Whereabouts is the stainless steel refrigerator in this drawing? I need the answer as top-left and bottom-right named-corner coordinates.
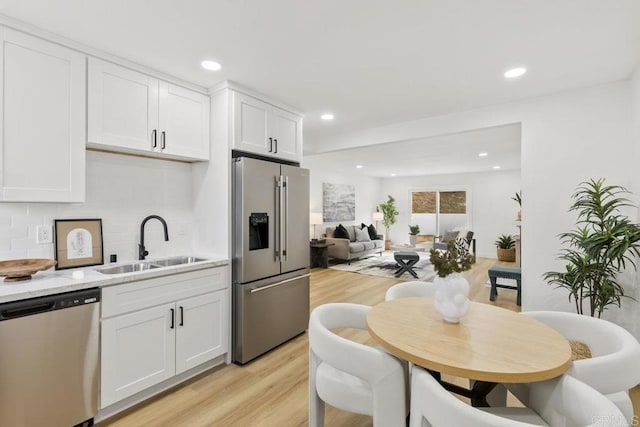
top-left (232, 156), bottom-right (310, 364)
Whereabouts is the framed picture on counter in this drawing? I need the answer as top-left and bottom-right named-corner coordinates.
top-left (54, 219), bottom-right (104, 270)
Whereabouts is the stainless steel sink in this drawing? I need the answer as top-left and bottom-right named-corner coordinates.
top-left (152, 256), bottom-right (206, 267)
top-left (97, 262), bottom-right (160, 275)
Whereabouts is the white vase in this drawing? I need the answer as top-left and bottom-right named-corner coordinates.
top-left (433, 273), bottom-right (470, 323)
top-left (409, 235), bottom-right (417, 247)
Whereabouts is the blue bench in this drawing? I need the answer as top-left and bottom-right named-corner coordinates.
top-left (488, 266), bottom-right (521, 306)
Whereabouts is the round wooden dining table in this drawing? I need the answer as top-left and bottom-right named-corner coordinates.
top-left (367, 297), bottom-right (572, 406)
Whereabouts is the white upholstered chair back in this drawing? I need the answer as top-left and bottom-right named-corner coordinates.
top-left (523, 310), bottom-right (640, 421)
top-left (410, 366), bottom-right (627, 427)
top-left (308, 303), bottom-right (407, 427)
top-left (385, 281), bottom-right (435, 301)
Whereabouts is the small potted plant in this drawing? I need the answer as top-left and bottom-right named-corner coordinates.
top-left (408, 224), bottom-right (420, 247)
top-left (429, 241), bottom-right (475, 323)
top-left (495, 234), bottom-right (516, 262)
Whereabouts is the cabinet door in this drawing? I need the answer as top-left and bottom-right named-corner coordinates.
top-left (158, 82), bottom-right (210, 161)
top-left (270, 107), bottom-right (302, 162)
top-left (0, 28), bottom-right (85, 202)
top-left (175, 290), bottom-right (228, 375)
top-left (101, 303), bottom-right (176, 408)
top-left (232, 92), bottom-right (270, 156)
top-left (87, 58), bottom-right (159, 153)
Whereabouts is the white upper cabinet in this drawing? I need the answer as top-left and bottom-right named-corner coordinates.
top-left (88, 59), bottom-right (209, 161)
top-left (159, 82), bottom-right (210, 160)
top-left (0, 28), bottom-right (86, 202)
top-left (88, 58), bottom-right (159, 153)
top-left (232, 91), bottom-right (302, 163)
top-left (271, 106), bottom-right (303, 162)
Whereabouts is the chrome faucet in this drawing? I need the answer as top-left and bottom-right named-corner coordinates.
top-left (139, 215), bottom-right (169, 260)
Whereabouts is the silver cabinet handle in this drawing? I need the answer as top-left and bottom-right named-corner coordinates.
top-left (268, 137), bottom-right (273, 152)
top-left (274, 138), bottom-right (278, 154)
top-left (161, 131), bottom-right (166, 149)
top-left (250, 274), bottom-right (311, 293)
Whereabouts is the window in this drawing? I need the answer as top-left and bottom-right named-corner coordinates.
top-left (410, 189), bottom-right (469, 238)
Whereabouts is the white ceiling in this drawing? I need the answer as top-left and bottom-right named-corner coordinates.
top-left (0, 1), bottom-right (638, 153)
top-left (0, 0), bottom-right (640, 174)
top-left (304, 124), bottom-right (521, 178)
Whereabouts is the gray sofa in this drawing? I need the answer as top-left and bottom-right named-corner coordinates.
top-left (324, 225), bottom-right (385, 264)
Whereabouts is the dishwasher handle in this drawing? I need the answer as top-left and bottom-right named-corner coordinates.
top-left (1, 301), bottom-right (55, 319)
top-left (0, 288), bottom-right (101, 321)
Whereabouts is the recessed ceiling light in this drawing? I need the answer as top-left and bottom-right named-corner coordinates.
top-left (321, 113), bottom-right (334, 121)
top-left (201, 60), bottom-right (222, 71)
top-left (356, 165), bottom-right (364, 169)
top-left (391, 173), bottom-right (396, 177)
top-left (504, 67), bottom-right (527, 79)
top-left (478, 152), bottom-right (488, 157)
top-left (493, 165), bottom-right (501, 170)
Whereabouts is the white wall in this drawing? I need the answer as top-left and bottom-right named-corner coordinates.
top-left (379, 170), bottom-right (521, 257)
top-left (0, 151), bottom-right (194, 263)
top-left (307, 80), bottom-right (640, 335)
top-left (302, 156), bottom-right (382, 238)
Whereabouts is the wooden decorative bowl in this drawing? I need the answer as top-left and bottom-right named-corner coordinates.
top-left (0, 259), bottom-right (57, 282)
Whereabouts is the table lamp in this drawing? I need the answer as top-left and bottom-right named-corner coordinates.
top-left (310, 212), bottom-right (323, 242)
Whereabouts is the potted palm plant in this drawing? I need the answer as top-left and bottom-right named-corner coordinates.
top-left (544, 179), bottom-right (640, 317)
top-left (379, 195), bottom-right (399, 250)
top-left (408, 225), bottom-right (420, 247)
top-left (495, 234), bottom-right (516, 262)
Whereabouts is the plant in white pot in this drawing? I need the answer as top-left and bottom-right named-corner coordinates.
top-left (408, 225), bottom-right (420, 247)
top-left (379, 195), bottom-right (399, 250)
top-left (429, 241), bottom-right (475, 323)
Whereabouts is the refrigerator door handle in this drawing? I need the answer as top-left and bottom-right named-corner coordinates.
top-left (279, 175), bottom-right (286, 261)
top-left (249, 274), bottom-right (311, 293)
top-left (274, 178), bottom-right (281, 261)
top-left (283, 175), bottom-right (289, 260)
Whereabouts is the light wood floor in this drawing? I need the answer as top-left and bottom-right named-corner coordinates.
top-left (99, 257), bottom-right (639, 426)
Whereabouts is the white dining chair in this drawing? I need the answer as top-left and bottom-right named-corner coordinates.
top-left (385, 280), bottom-right (434, 301)
top-left (308, 303), bottom-right (408, 427)
top-left (523, 310), bottom-right (640, 422)
top-left (409, 366), bottom-right (626, 427)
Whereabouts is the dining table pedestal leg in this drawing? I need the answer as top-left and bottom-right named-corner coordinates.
top-left (437, 379), bottom-right (498, 407)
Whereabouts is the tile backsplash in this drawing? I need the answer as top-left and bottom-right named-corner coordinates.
top-left (0, 151), bottom-right (194, 263)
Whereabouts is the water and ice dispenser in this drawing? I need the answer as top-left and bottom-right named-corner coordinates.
top-left (249, 213), bottom-right (268, 250)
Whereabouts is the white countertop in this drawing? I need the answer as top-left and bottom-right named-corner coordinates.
top-left (0, 257), bottom-right (230, 304)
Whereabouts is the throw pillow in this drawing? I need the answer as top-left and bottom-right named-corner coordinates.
top-left (361, 222), bottom-right (367, 229)
top-left (345, 225), bottom-right (357, 242)
top-left (455, 237), bottom-right (469, 254)
top-left (367, 224), bottom-right (378, 240)
top-left (333, 224), bottom-right (349, 239)
top-left (443, 231), bottom-right (459, 242)
top-left (355, 227), bottom-right (371, 242)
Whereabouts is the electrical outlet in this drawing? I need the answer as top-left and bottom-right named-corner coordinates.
top-left (37, 225), bottom-right (52, 244)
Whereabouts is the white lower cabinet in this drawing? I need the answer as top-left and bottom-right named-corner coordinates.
top-left (175, 291), bottom-right (228, 374)
top-left (100, 267), bottom-right (229, 409)
top-left (101, 303), bottom-right (176, 407)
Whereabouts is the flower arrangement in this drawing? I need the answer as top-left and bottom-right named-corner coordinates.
top-left (429, 240), bottom-right (474, 278)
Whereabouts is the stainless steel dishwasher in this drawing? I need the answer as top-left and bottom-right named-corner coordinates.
top-left (0, 288), bottom-right (100, 427)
